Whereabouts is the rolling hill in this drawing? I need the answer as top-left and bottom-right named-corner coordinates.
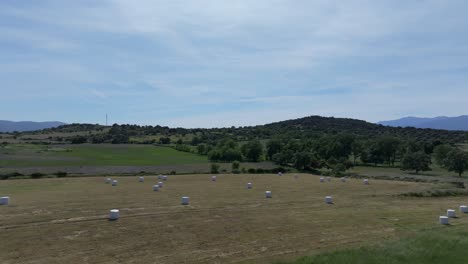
top-left (378, 116), bottom-right (468, 131)
top-left (0, 120), bottom-right (65, 132)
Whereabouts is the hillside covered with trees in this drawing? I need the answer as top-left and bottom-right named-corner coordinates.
top-left (5, 115), bottom-right (468, 177)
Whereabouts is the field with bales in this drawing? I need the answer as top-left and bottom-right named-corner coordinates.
top-left (1, 173), bottom-right (467, 264)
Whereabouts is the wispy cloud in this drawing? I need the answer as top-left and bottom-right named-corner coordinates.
top-left (1, 0), bottom-right (467, 126)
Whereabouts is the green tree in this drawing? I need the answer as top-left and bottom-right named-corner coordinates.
top-left (361, 141), bottom-right (384, 166)
top-left (159, 137), bottom-right (171, 144)
top-left (272, 150), bottom-right (294, 166)
top-left (377, 136), bottom-right (401, 166)
top-left (266, 139), bottom-right (282, 160)
top-left (197, 143), bottom-right (207, 155)
top-left (433, 144), bottom-right (454, 166)
top-left (401, 151), bottom-right (431, 174)
top-left (210, 163), bottom-right (220, 174)
top-left (293, 152), bottom-right (312, 170)
top-left (351, 140), bottom-right (364, 165)
top-left (444, 150), bottom-right (468, 177)
top-left (232, 160), bottom-right (240, 173)
top-left (241, 140), bottom-right (264, 162)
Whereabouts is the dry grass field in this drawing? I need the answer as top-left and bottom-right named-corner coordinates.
top-left (1, 174), bottom-right (467, 264)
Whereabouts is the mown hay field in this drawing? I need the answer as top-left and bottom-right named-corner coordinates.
top-left (1, 174), bottom-right (467, 264)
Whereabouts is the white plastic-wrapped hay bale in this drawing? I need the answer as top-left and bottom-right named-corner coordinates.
top-left (109, 209), bottom-right (119, 220)
top-left (105, 178), bottom-right (112, 184)
top-left (247, 182), bottom-right (253, 189)
top-left (320, 177), bottom-right (325, 183)
top-left (325, 196), bottom-right (333, 204)
top-left (278, 172), bottom-right (282, 176)
top-left (139, 176), bottom-right (144, 182)
top-left (158, 174), bottom-right (162, 179)
top-left (265, 191), bottom-right (272, 198)
top-left (211, 175), bottom-right (217, 181)
top-left (112, 180), bottom-right (118, 186)
top-left (158, 181), bottom-right (164, 188)
top-left (460, 205), bottom-right (468, 213)
top-left (153, 185), bottom-right (160, 191)
top-left (181, 196), bottom-right (190, 205)
top-left (162, 175), bottom-right (168, 181)
top-left (341, 177), bottom-right (346, 182)
top-left (0, 196), bottom-right (9, 205)
top-left (363, 179), bottom-right (369, 185)
top-left (439, 216), bottom-right (449, 225)
top-left (447, 209), bottom-right (456, 218)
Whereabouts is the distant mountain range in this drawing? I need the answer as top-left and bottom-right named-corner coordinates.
top-left (378, 116), bottom-right (468, 131)
top-left (0, 120), bottom-right (65, 132)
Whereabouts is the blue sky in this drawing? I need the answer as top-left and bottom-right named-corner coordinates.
top-left (1, 0), bottom-right (467, 127)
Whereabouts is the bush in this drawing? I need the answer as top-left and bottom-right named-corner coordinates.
top-left (30, 172), bottom-right (46, 179)
top-left (232, 160), bottom-right (240, 172)
top-left (54, 171), bottom-right (68, 178)
top-left (247, 168), bottom-right (256, 173)
top-left (271, 167), bottom-right (286, 173)
top-left (210, 164), bottom-right (220, 174)
top-left (256, 168), bottom-right (265, 173)
top-left (2, 172), bottom-right (24, 180)
top-left (170, 170), bottom-right (176, 175)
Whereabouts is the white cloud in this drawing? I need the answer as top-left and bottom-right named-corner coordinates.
top-left (1, 1), bottom-right (468, 125)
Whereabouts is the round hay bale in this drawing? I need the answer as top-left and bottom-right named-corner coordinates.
top-left (158, 174), bottom-right (162, 179)
top-left (325, 196), bottom-right (333, 204)
top-left (439, 216), bottom-right (449, 225)
top-left (158, 182), bottom-right (164, 188)
top-left (326, 177), bottom-right (331, 182)
top-left (162, 175), bottom-right (168, 181)
top-left (109, 209), bottom-right (119, 220)
top-left (0, 196), bottom-right (9, 205)
top-left (181, 196), bottom-right (190, 205)
top-left (139, 176), bottom-right (144, 182)
top-left (363, 179), bottom-right (369, 185)
top-left (105, 178), bottom-right (112, 184)
top-left (265, 191), bottom-right (272, 198)
top-left (341, 177), bottom-right (346, 182)
top-left (320, 177), bottom-right (325, 183)
top-left (211, 175), bottom-right (217, 181)
top-left (112, 180), bottom-right (118, 186)
top-left (278, 172), bottom-right (283, 176)
top-left (460, 205), bottom-right (468, 213)
top-left (153, 185), bottom-right (160, 191)
top-left (247, 182), bottom-right (252, 189)
top-left (447, 209), bottom-right (456, 218)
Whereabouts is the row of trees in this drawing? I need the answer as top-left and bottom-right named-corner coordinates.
top-left (197, 134), bottom-right (468, 177)
top-left (198, 139), bottom-right (264, 162)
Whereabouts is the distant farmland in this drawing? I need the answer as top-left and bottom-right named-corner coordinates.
top-left (0, 144), bottom-right (276, 175)
top-left (0, 144), bottom-right (208, 167)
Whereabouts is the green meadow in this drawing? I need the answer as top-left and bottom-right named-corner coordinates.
top-left (0, 144), bottom-right (208, 167)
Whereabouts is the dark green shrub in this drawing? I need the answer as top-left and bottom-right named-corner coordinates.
top-left (210, 164), bottom-right (220, 174)
top-left (31, 172), bottom-right (46, 179)
top-left (54, 171), bottom-right (67, 178)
